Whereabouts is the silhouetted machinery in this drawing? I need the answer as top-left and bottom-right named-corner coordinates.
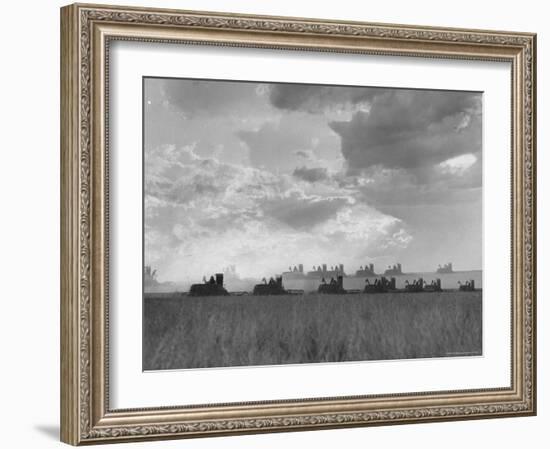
top-left (306, 263), bottom-right (346, 278)
top-left (436, 262), bottom-right (453, 274)
top-left (355, 263), bottom-right (376, 277)
top-left (424, 279), bottom-right (442, 292)
top-left (283, 264), bottom-right (306, 280)
top-left (318, 275), bottom-right (346, 294)
top-left (405, 278), bottom-right (442, 292)
top-left (384, 263), bottom-right (403, 276)
top-left (364, 276), bottom-right (396, 293)
top-left (253, 276), bottom-right (288, 295)
top-left (189, 273), bottom-right (229, 296)
top-left (458, 280), bottom-right (476, 291)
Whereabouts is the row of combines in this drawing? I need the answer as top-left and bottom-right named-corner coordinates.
top-left (284, 263), bottom-right (404, 279)
top-left (188, 274), bottom-right (304, 297)
top-left (187, 268), bottom-right (477, 297)
top-left (317, 275), bottom-right (442, 294)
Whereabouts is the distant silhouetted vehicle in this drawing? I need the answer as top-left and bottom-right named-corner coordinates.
top-left (424, 279), bottom-right (442, 292)
top-left (355, 263), bottom-right (376, 277)
top-left (189, 273), bottom-right (229, 296)
top-left (364, 276), bottom-right (396, 293)
top-left (318, 275), bottom-right (346, 294)
top-left (384, 263), bottom-right (403, 275)
top-left (436, 263), bottom-right (454, 274)
top-left (253, 276), bottom-right (288, 295)
top-left (458, 280), bottom-right (476, 291)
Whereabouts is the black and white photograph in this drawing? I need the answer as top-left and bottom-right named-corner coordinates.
top-left (51, 2), bottom-right (539, 445)
top-left (142, 77), bottom-right (483, 371)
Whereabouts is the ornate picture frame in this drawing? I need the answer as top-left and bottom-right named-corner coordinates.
top-left (60, 2), bottom-right (536, 445)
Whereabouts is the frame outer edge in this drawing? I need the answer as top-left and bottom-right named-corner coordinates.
top-left (61, 4), bottom-right (81, 446)
top-left (529, 33), bottom-right (536, 416)
top-left (61, 2), bottom-right (537, 444)
top-left (533, 34), bottom-right (537, 416)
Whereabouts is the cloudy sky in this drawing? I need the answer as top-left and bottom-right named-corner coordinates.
top-left (144, 77), bottom-right (482, 284)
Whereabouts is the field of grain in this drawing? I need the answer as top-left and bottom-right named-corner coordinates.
top-left (143, 291), bottom-right (482, 370)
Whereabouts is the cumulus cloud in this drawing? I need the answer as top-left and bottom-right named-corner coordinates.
top-left (329, 90), bottom-right (482, 172)
top-left (145, 77), bottom-right (483, 280)
top-left (236, 113), bottom-right (341, 173)
top-left (268, 84), bottom-right (482, 204)
top-left (145, 146), bottom-right (410, 284)
top-left (439, 153), bottom-right (477, 175)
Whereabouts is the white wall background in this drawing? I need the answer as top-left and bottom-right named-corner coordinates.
top-left (0, 0), bottom-right (545, 448)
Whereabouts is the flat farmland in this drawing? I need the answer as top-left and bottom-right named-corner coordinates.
top-left (143, 291), bottom-right (482, 370)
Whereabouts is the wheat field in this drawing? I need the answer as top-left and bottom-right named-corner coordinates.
top-left (143, 291), bottom-right (482, 370)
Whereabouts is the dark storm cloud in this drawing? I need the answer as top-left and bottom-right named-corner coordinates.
top-left (293, 166), bottom-right (329, 183)
top-left (269, 84), bottom-right (481, 176)
top-left (261, 195), bottom-right (348, 230)
top-left (338, 155), bottom-right (481, 221)
top-left (160, 78), bottom-right (267, 118)
top-left (269, 84), bottom-right (377, 113)
top-left (329, 90), bottom-right (482, 171)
